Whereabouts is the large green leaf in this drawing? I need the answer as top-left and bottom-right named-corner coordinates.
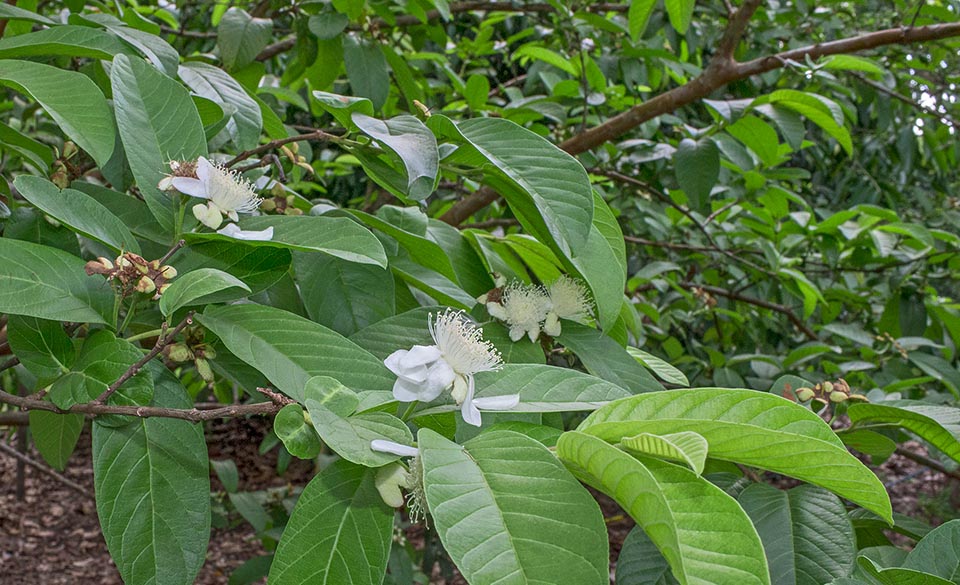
top-left (178, 62), bottom-right (262, 150)
top-left (738, 483), bottom-right (856, 585)
top-left (158, 268), bottom-right (251, 317)
top-left (0, 60), bottom-right (115, 166)
top-left (557, 431), bottom-right (769, 585)
top-left (0, 25), bottom-right (134, 60)
top-left (420, 429), bottom-right (609, 585)
top-left (573, 193), bottom-right (627, 331)
top-left (848, 402), bottom-right (960, 464)
top-left (857, 557), bottom-right (953, 585)
top-left (342, 33), bottom-right (389, 110)
top-left (558, 321), bottom-right (664, 393)
top-left (217, 7), bottom-right (272, 71)
top-left (29, 411), bottom-right (84, 471)
top-left (111, 54), bottom-right (207, 233)
top-left (197, 304), bottom-right (394, 405)
top-left (664, 0), bottom-right (696, 33)
top-left (674, 137), bottom-right (719, 212)
top-left (92, 367), bottom-right (210, 585)
top-left (349, 306), bottom-right (437, 359)
top-left (0, 237), bottom-right (113, 324)
top-left (269, 460), bottom-right (393, 585)
top-left (902, 519), bottom-right (960, 583)
top-left (615, 525), bottom-right (679, 585)
top-left (416, 364), bottom-right (631, 417)
top-left (14, 175), bottom-right (141, 254)
top-left (172, 240), bottom-right (290, 294)
top-left (305, 399), bottom-right (413, 467)
top-left (5, 315), bottom-right (75, 381)
top-left (72, 182), bottom-right (168, 244)
top-left (353, 113), bottom-right (439, 201)
top-left (448, 117), bottom-right (594, 257)
top-left (348, 209), bottom-right (456, 278)
top-left (189, 215), bottom-right (387, 267)
top-left (578, 389), bottom-right (893, 522)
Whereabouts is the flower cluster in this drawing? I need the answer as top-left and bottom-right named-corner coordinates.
top-left (160, 157), bottom-right (273, 241)
top-left (793, 378), bottom-right (867, 409)
top-left (84, 252), bottom-right (177, 299)
top-left (480, 275), bottom-right (592, 341)
top-left (383, 309), bottom-right (517, 427)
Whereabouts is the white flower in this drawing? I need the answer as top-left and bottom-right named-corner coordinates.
top-left (580, 38), bottom-right (595, 52)
top-left (493, 40), bottom-right (508, 52)
top-left (383, 309), bottom-right (504, 427)
top-left (487, 283), bottom-right (551, 342)
top-left (170, 157), bottom-right (263, 229)
top-left (543, 276), bottom-right (592, 336)
top-left (216, 223), bottom-right (275, 242)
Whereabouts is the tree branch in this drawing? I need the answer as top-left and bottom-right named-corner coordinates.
top-left (224, 130), bottom-right (339, 167)
top-left (92, 312), bottom-right (194, 405)
top-left (0, 441), bottom-right (93, 499)
top-left (441, 21), bottom-right (960, 225)
top-left (0, 386), bottom-right (291, 422)
top-left (895, 445), bottom-right (960, 482)
top-left (850, 71), bottom-right (958, 128)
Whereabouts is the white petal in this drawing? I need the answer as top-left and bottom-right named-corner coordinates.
top-left (400, 345), bottom-right (443, 368)
top-left (508, 325), bottom-right (525, 342)
top-left (158, 176), bottom-right (174, 191)
top-left (195, 156), bottom-right (214, 183)
top-left (423, 359), bottom-right (456, 395)
top-left (193, 203), bottom-right (222, 229)
top-left (171, 177), bottom-right (209, 198)
top-left (526, 324), bottom-right (540, 343)
top-left (486, 302), bottom-right (508, 321)
top-left (227, 210), bottom-right (239, 222)
top-left (473, 394), bottom-right (520, 411)
top-left (370, 439), bottom-right (419, 457)
top-left (543, 313), bottom-right (561, 337)
top-left (384, 349), bottom-right (410, 376)
top-left (461, 399), bottom-right (482, 427)
top-left (392, 377), bottom-right (427, 402)
top-left (216, 223), bottom-right (274, 241)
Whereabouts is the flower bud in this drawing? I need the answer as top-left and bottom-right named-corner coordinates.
top-left (375, 463), bottom-right (409, 508)
top-left (795, 387), bottom-right (816, 402)
top-left (829, 390), bottom-right (848, 403)
top-left (159, 265), bottom-right (177, 279)
top-left (848, 393), bottom-right (869, 402)
top-left (822, 381), bottom-right (834, 394)
top-left (260, 198), bottom-right (277, 212)
top-left (157, 283), bottom-right (170, 296)
top-left (195, 358), bottom-right (214, 382)
top-left (166, 343), bottom-right (194, 362)
top-left (135, 276), bottom-right (156, 294)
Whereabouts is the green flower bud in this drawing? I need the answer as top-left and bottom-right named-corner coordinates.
top-left (795, 387), bottom-right (816, 402)
top-left (195, 357), bottom-right (214, 382)
top-left (829, 390), bottom-right (848, 403)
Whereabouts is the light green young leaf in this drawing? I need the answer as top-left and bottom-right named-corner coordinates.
top-left (739, 483), bottom-right (856, 585)
top-left (628, 0), bottom-right (657, 40)
top-left (5, 315), bottom-right (75, 381)
top-left (0, 60), bottom-right (116, 166)
top-left (579, 389), bottom-right (893, 522)
top-left (274, 404), bottom-right (322, 459)
top-left (269, 460), bottom-right (393, 585)
top-left (627, 347), bottom-right (690, 386)
top-left (557, 431), bottom-right (769, 585)
top-left (848, 402), bottom-right (960, 464)
top-left (420, 429), bottom-right (609, 585)
top-left (0, 237), bottom-right (113, 324)
top-left (305, 400), bottom-right (413, 467)
top-left (664, 0), bottom-right (696, 34)
top-left (14, 175), bottom-right (141, 254)
top-left (620, 431), bottom-right (708, 475)
top-left (92, 367), bottom-right (209, 585)
top-left (159, 268), bottom-right (250, 316)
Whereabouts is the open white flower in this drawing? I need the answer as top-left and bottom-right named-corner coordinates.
top-left (543, 276), bottom-right (592, 336)
top-left (384, 309), bottom-right (507, 427)
top-left (170, 157), bottom-right (263, 229)
top-left (216, 222), bottom-right (275, 242)
top-left (487, 283), bottom-right (551, 342)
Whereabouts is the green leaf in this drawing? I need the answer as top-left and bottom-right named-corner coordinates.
top-left (0, 120), bottom-right (54, 171)
top-left (848, 402), bottom-right (960, 464)
top-left (0, 237), bottom-right (113, 324)
top-left (821, 55), bottom-right (884, 75)
top-left (73, 182), bottom-right (168, 244)
top-left (674, 137), bottom-right (719, 212)
top-left (571, 193), bottom-right (628, 331)
top-left (416, 363), bottom-right (631, 417)
top-left (343, 33), bottom-right (389, 110)
top-left (349, 306), bottom-right (437, 359)
top-left (0, 3), bottom-right (55, 24)
top-left (173, 240), bottom-right (290, 294)
top-left (294, 252), bottom-right (394, 337)
top-left (107, 24), bottom-right (180, 77)
top-left (225, 215), bottom-right (387, 267)
top-left (348, 209), bottom-right (456, 278)
top-left (217, 7), bottom-right (272, 71)
top-left (111, 54), bottom-right (207, 233)
top-left (307, 12), bottom-right (349, 40)
top-left (557, 431), bottom-right (770, 585)
top-left (579, 389), bottom-right (893, 522)
top-left (47, 330), bottom-right (154, 415)
top-left (29, 411), bottom-right (84, 471)
top-left (620, 431), bottom-right (708, 475)
top-left (311, 90), bottom-right (373, 130)
top-left (902, 519), bottom-right (960, 583)
top-left (0, 25), bottom-right (134, 60)
top-left (558, 321), bottom-right (664, 393)
top-left (628, 0), bottom-right (657, 41)
top-left (664, 0), bottom-right (696, 34)
top-left (158, 268), bottom-right (251, 317)
top-left (857, 557), bottom-right (954, 585)
top-left (0, 60), bottom-right (115, 166)
top-left (270, 460), bottom-right (393, 585)
top-left (766, 90), bottom-right (852, 155)
top-left (728, 115), bottom-right (780, 167)
top-left (14, 175), bottom-right (141, 254)
top-left (420, 429), bottom-right (609, 585)
top-left (92, 367), bottom-right (210, 585)
top-left (5, 315), bottom-right (75, 381)
top-left (197, 304), bottom-right (393, 406)
top-left (178, 62), bottom-right (263, 150)
top-left (512, 45), bottom-right (579, 76)
top-left (447, 117), bottom-right (594, 257)
top-left (908, 352), bottom-right (960, 397)
top-left (615, 526), bottom-right (680, 585)
top-left (738, 483), bottom-right (856, 585)
top-left (353, 114), bottom-right (439, 201)
top-left (305, 399), bottom-right (412, 467)
top-left (627, 347), bottom-right (690, 386)
top-left (274, 404), bottom-right (322, 459)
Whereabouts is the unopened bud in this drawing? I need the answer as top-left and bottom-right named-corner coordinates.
top-left (157, 283), bottom-right (170, 296)
top-left (822, 381), bottom-right (834, 394)
top-left (848, 393), bottom-right (869, 402)
top-left (285, 195), bottom-right (296, 206)
top-left (284, 207), bottom-right (303, 216)
top-left (116, 255), bottom-right (132, 268)
top-left (135, 276), bottom-right (156, 294)
top-left (795, 387), bottom-right (815, 402)
top-left (62, 141), bottom-right (79, 159)
top-left (829, 391), bottom-right (848, 403)
top-left (166, 343), bottom-right (194, 362)
top-left (195, 358), bottom-right (214, 382)
top-left (159, 265), bottom-right (177, 279)
top-left (260, 198), bottom-right (277, 212)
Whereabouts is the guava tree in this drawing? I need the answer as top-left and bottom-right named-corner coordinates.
top-left (1, 1), bottom-right (960, 584)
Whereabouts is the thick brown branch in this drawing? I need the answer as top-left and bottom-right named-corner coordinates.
top-left (714, 0), bottom-right (763, 61)
top-left (895, 445), bottom-right (960, 482)
top-left (92, 312), bottom-right (194, 404)
top-left (0, 386), bottom-right (290, 422)
top-left (441, 21), bottom-right (960, 225)
top-left (0, 441), bottom-right (93, 498)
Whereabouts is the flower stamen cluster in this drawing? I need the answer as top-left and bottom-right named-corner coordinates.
top-left (481, 275), bottom-right (592, 340)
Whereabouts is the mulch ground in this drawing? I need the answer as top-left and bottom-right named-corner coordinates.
top-left (0, 419), bottom-right (955, 584)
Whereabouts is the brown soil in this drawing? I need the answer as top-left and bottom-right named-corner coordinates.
top-left (0, 420), bottom-right (955, 585)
